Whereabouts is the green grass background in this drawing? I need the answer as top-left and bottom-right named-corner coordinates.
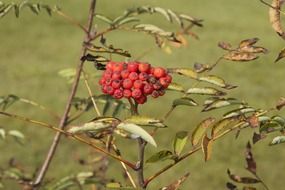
top-left (1, 0), bottom-right (285, 189)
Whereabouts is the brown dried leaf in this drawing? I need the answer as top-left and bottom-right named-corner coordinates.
top-left (245, 142), bottom-right (257, 175)
top-left (218, 41), bottom-right (233, 50)
top-left (252, 132), bottom-right (266, 144)
top-left (226, 182), bottom-right (238, 190)
top-left (193, 63), bottom-right (211, 73)
top-left (269, 0), bottom-right (285, 40)
top-left (227, 169), bottom-right (260, 184)
top-left (276, 97), bottom-right (285, 110)
top-left (223, 51), bottom-right (259, 62)
top-left (239, 46), bottom-right (268, 54)
top-left (239, 38), bottom-right (259, 48)
top-left (191, 117), bottom-right (216, 146)
top-left (201, 135), bottom-right (213, 161)
top-left (160, 173), bottom-right (190, 190)
top-left (275, 47), bottom-right (285, 62)
top-left (247, 115), bottom-right (259, 128)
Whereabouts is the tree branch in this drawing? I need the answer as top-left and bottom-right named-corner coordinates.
top-left (33, 0), bottom-right (98, 188)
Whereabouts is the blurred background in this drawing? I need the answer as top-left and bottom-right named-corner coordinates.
top-left (1, 0), bottom-right (285, 189)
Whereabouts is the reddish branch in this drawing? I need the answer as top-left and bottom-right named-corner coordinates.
top-left (33, 0), bottom-right (98, 188)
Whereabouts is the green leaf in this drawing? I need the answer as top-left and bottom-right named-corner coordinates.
top-left (117, 17), bottom-right (139, 26)
top-left (186, 87), bottom-right (226, 96)
top-left (95, 14), bottom-right (113, 24)
top-left (199, 75), bottom-right (236, 89)
top-left (191, 117), bottom-right (215, 146)
top-left (223, 107), bottom-right (256, 119)
top-left (260, 121), bottom-right (283, 134)
top-left (0, 182), bottom-right (3, 188)
top-left (211, 118), bottom-right (239, 138)
top-left (0, 128), bottom-right (5, 140)
top-left (68, 117), bottom-right (117, 135)
top-left (202, 98), bottom-right (241, 112)
top-left (167, 82), bottom-right (185, 92)
top-left (146, 150), bottom-right (173, 163)
top-left (269, 136), bottom-right (285, 146)
top-left (173, 131), bottom-right (188, 156)
top-left (124, 116), bottom-right (166, 128)
top-left (117, 123), bottom-right (157, 147)
top-left (153, 7), bottom-right (172, 22)
top-left (134, 24), bottom-right (173, 37)
top-left (168, 68), bottom-right (198, 79)
top-left (27, 3), bottom-right (40, 15)
top-left (167, 9), bottom-right (182, 26)
top-left (0, 4), bottom-right (13, 18)
top-left (201, 135), bottom-right (213, 161)
top-left (8, 130), bottom-right (24, 140)
top-left (172, 97), bottom-right (198, 107)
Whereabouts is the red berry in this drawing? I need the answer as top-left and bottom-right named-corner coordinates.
top-left (138, 63), bottom-right (150, 73)
top-left (135, 95), bottom-right (147, 104)
top-left (121, 70), bottom-right (129, 79)
top-left (151, 90), bottom-right (160, 98)
top-left (106, 61), bottom-right (114, 70)
top-left (112, 71), bottom-right (121, 80)
top-left (103, 70), bottom-right (112, 79)
top-left (133, 80), bottom-right (143, 89)
top-left (143, 83), bottom-right (154, 94)
top-left (113, 62), bottom-right (124, 72)
top-left (150, 67), bottom-right (155, 74)
top-left (153, 67), bottom-right (166, 78)
top-left (106, 86), bottom-right (115, 95)
top-left (99, 78), bottom-right (106, 85)
top-left (153, 82), bottom-right (162, 90)
top-left (127, 62), bottom-right (138, 72)
top-left (123, 89), bottom-right (132, 98)
top-left (159, 77), bottom-right (169, 88)
top-left (111, 80), bottom-right (121, 89)
top-left (139, 72), bottom-right (149, 81)
top-left (132, 89), bottom-right (142, 99)
top-left (158, 89), bottom-right (165, 96)
top-left (105, 78), bottom-right (112, 85)
top-left (148, 76), bottom-right (157, 84)
top-left (129, 72), bottom-right (139, 81)
top-left (102, 85), bottom-right (108, 94)
top-left (113, 89), bottom-right (123, 99)
top-left (165, 74), bottom-right (172, 83)
top-left (122, 79), bottom-right (133, 89)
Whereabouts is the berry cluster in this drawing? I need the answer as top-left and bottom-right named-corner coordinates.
top-left (99, 61), bottom-right (172, 104)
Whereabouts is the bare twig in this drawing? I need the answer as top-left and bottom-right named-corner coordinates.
top-left (82, 69), bottom-right (101, 116)
top-left (33, 0), bottom-right (98, 188)
top-left (55, 9), bottom-right (88, 33)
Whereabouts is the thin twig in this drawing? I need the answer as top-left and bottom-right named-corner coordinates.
top-left (144, 111), bottom-right (268, 187)
top-left (82, 69), bottom-right (101, 116)
top-left (112, 144), bottom-right (137, 188)
top-left (253, 173), bottom-right (270, 190)
top-left (33, 0), bottom-right (98, 188)
top-left (55, 9), bottom-right (88, 33)
top-left (19, 98), bottom-right (60, 120)
top-left (0, 111), bottom-right (136, 170)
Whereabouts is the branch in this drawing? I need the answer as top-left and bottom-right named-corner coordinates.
top-left (33, 0), bottom-right (99, 187)
top-left (0, 111), bottom-right (136, 170)
top-left (144, 117), bottom-right (265, 187)
top-left (137, 138), bottom-right (146, 189)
